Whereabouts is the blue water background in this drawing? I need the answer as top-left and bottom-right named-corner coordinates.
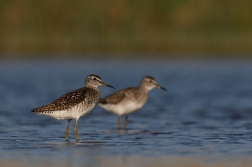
top-left (0, 59), bottom-right (251, 162)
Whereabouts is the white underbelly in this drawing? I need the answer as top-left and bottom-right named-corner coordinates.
top-left (99, 101), bottom-right (144, 116)
top-left (39, 103), bottom-right (96, 120)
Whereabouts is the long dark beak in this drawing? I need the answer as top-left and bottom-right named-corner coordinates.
top-left (157, 84), bottom-right (167, 91)
top-left (102, 81), bottom-right (115, 89)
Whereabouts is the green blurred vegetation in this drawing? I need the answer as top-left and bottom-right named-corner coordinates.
top-left (0, 0), bottom-right (252, 57)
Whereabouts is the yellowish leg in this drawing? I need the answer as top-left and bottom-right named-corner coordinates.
top-left (117, 115), bottom-right (121, 130)
top-left (74, 118), bottom-right (79, 141)
top-left (124, 115), bottom-right (128, 129)
top-left (65, 119), bottom-right (72, 141)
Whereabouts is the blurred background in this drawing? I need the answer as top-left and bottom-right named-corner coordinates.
top-left (1, 1), bottom-right (252, 165)
top-left (1, 0), bottom-right (252, 58)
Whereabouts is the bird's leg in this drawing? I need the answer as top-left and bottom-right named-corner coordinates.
top-left (117, 115), bottom-right (121, 130)
top-left (74, 118), bottom-right (79, 141)
top-left (124, 115), bottom-right (128, 129)
top-left (65, 119), bottom-right (72, 141)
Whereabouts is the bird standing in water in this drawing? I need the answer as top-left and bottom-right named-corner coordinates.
top-left (31, 74), bottom-right (114, 141)
top-left (98, 76), bottom-right (166, 130)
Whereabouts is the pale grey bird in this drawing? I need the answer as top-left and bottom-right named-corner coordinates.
top-left (98, 76), bottom-right (166, 130)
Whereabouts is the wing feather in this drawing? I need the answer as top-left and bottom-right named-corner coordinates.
top-left (99, 87), bottom-right (135, 105)
top-left (31, 87), bottom-right (92, 113)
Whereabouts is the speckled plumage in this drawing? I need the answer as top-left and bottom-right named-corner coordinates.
top-left (98, 76), bottom-right (166, 130)
top-left (31, 74), bottom-right (114, 141)
top-left (32, 87), bottom-right (99, 115)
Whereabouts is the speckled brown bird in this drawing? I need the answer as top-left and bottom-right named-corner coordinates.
top-left (31, 74), bottom-right (114, 141)
top-left (98, 76), bottom-right (166, 130)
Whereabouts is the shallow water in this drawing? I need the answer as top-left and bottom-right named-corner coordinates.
top-left (0, 59), bottom-right (252, 166)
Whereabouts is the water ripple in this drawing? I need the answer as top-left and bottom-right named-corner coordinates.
top-left (0, 60), bottom-right (252, 160)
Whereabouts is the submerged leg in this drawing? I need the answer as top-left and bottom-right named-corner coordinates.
top-left (124, 115), bottom-right (128, 129)
top-left (74, 118), bottom-right (79, 141)
top-left (65, 119), bottom-right (72, 141)
top-left (117, 115), bottom-right (121, 130)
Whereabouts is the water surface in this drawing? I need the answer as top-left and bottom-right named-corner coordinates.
top-left (0, 59), bottom-right (252, 166)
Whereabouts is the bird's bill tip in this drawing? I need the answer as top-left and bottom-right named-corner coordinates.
top-left (103, 82), bottom-right (115, 89)
top-left (157, 84), bottom-right (167, 91)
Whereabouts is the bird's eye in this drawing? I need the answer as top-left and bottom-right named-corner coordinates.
top-left (93, 78), bottom-right (96, 81)
top-left (149, 80), bottom-right (152, 82)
